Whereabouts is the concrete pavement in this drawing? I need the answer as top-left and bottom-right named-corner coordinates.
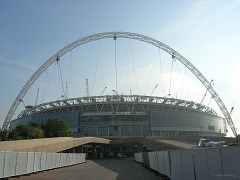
top-left (9, 159), bottom-right (164, 180)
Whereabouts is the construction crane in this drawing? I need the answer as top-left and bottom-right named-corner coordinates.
top-left (86, 79), bottom-right (89, 97)
top-left (112, 89), bottom-right (119, 95)
top-left (150, 84), bottom-right (158, 96)
top-left (100, 87), bottom-right (107, 96)
top-left (230, 107), bottom-right (234, 115)
top-left (200, 79), bottom-right (214, 104)
top-left (65, 82), bottom-right (68, 98)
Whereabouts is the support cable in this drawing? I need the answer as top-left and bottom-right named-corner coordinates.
top-left (184, 66), bottom-right (189, 100)
top-left (168, 57), bottom-right (175, 96)
top-left (57, 60), bottom-right (65, 98)
top-left (99, 40), bottom-right (113, 91)
top-left (72, 51), bottom-right (85, 96)
top-left (90, 40), bottom-right (100, 96)
top-left (158, 48), bottom-right (165, 97)
top-left (130, 39), bottom-right (142, 95)
top-left (144, 52), bottom-right (158, 95)
top-left (67, 50), bottom-right (73, 97)
top-left (122, 42), bottom-right (131, 94)
top-left (119, 39), bottom-right (131, 93)
top-left (46, 68), bottom-right (58, 99)
top-left (114, 35), bottom-right (118, 92)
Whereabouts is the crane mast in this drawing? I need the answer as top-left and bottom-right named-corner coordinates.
top-left (86, 79), bottom-right (89, 97)
top-left (100, 87), bottom-right (107, 96)
top-left (150, 84), bottom-right (158, 96)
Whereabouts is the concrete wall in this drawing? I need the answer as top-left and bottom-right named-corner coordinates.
top-left (0, 137), bottom-right (110, 153)
top-left (0, 136), bottom-right (182, 153)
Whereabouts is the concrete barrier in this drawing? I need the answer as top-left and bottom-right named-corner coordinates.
top-left (134, 146), bottom-right (240, 180)
top-left (0, 151), bottom-right (86, 178)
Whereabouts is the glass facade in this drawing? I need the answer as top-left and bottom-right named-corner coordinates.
top-left (10, 105), bottom-right (226, 137)
top-left (79, 114), bottom-right (149, 137)
top-left (149, 110), bottom-right (225, 136)
top-left (11, 112), bottom-right (78, 133)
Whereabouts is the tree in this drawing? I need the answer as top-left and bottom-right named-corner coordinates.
top-left (0, 129), bottom-right (12, 141)
top-left (25, 122), bottom-right (45, 139)
top-left (12, 124), bottom-right (27, 139)
top-left (11, 122), bottom-right (44, 140)
top-left (42, 118), bottom-right (70, 138)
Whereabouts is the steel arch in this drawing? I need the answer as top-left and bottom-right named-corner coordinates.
top-left (2, 32), bottom-right (237, 136)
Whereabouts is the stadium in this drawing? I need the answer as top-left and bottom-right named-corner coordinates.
top-left (11, 94), bottom-right (226, 137)
top-left (4, 32), bottom-right (236, 138)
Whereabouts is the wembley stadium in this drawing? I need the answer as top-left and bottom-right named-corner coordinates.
top-left (3, 32), bottom-right (237, 138)
top-left (10, 94), bottom-right (226, 137)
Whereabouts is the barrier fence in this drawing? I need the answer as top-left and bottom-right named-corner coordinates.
top-left (0, 151), bottom-right (86, 178)
top-left (134, 146), bottom-right (240, 180)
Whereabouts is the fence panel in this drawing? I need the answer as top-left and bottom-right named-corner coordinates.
top-left (205, 148), bottom-right (223, 180)
top-left (80, 153), bottom-right (85, 163)
top-left (148, 152), bottom-right (158, 171)
top-left (134, 153), bottom-right (143, 163)
top-left (15, 152), bottom-right (28, 176)
top-left (0, 151), bottom-right (5, 178)
top-left (73, 154), bottom-right (77, 165)
top-left (56, 153), bottom-right (61, 168)
top-left (142, 152), bottom-right (150, 167)
top-left (169, 150), bottom-right (183, 180)
top-left (26, 152), bottom-right (35, 174)
top-left (34, 152), bottom-right (42, 172)
top-left (180, 149), bottom-right (195, 180)
top-left (193, 148), bottom-right (209, 180)
top-left (41, 152), bottom-right (47, 171)
top-left (46, 153), bottom-right (53, 169)
top-left (67, 153), bottom-right (71, 166)
top-left (52, 153), bottom-right (57, 169)
top-left (156, 151), bottom-right (165, 175)
top-left (59, 153), bottom-right (63, 167)
top-left (163, 151), bottom-right (171, 178)
top-left (0, 151), bottom-right (86, 178)
top-left (3, 151), bottom-right (17, 178)
top-left (62, 153), bottom-right (68, 167)
top-left (222, 146), bottom-right (240, 179)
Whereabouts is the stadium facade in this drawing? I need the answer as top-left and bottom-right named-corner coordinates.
top-left (10, 95), bottom-right (226, 137)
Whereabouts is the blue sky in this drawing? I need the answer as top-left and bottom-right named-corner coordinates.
top-left (0, 0), bottom-right (240, 136)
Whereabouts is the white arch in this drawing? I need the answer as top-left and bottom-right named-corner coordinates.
top-left (2, 32), bottom-right (237, 136)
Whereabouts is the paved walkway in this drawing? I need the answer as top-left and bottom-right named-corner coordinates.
top-left (9, 159), bottom-right (164, 180)
top-left (158, 140), bottom-right (198, 149)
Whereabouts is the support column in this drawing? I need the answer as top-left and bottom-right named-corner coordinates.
top-left (92, 145), bottom-right (97, 159)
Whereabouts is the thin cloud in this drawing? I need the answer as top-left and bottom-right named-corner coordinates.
top-left (0, 58), bottom-right (36, 71)
top-left (160, 1), bottom-right (240, 43)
